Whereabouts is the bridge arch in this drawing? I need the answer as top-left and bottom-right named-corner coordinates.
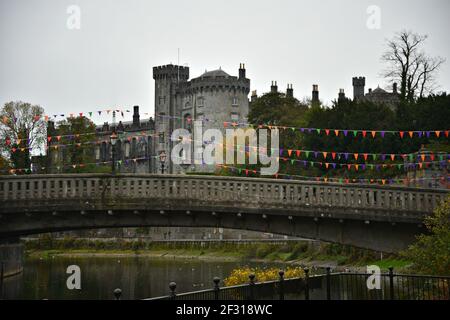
top-left (0, 174), bottom-right (447, 252)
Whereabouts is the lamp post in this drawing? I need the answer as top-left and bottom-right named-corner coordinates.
top-left (110, 131), bottom-right (118, 175)
top-left (159, 151), bottom-right (167, 174)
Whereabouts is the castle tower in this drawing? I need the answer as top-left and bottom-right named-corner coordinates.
top-left (312, 84), bottom-right (319, 103)
top-left (153, 64), bottom-right (189, 173)
top-left (352, 76), bottom-right (365, 101)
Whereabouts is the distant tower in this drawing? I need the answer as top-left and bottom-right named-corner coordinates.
top-left (338, 89), bottom-right (346, 103)
top-left (251, 90), bottom-right (258, 102)
top-left (270, 81), bottom-right (278, 93)
top-left (352, 77), bottom-right (365, 101)
top-left (312, 84), bottom-right (319, 103)
top-left (153, 64), bottom-right (189, 173)
top-left (286, 84), bottom-right (293, 98)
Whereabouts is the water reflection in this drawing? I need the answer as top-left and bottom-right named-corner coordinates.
top-left (3, 256), bottom-right (286, 300)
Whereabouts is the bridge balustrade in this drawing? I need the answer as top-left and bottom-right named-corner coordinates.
top-left (0, 174), bottom-right (446, 215)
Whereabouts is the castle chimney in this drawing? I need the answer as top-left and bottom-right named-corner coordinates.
top-left (393, 82), bottom-right (398, 93)
top-left (312, 84), bottom-right (319, 103)
top-left (133, 105), bottom-right (140, 127)
top-left (239, 63), bottom-right (246, 79)
top-left (286, 84), bottom-right (293, 98)
top-left (338, 89), bottom-right (346, 103)
top-left (352, 76), bottom-right (366, 101)
top-left (270, 81), bottom-right (278, 93)
top-left (251, 90), bottom-right (258, 102)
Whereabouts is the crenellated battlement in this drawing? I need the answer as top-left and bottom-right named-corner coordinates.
top-left (153, 64), bottom-right (189, 81)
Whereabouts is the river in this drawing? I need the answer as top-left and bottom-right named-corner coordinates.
top-left (2, 256), bottom-right (291, 300)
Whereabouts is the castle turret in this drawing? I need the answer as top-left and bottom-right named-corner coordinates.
top-left (239, 63), bottom-right (246, 79)
top-left (286, 84), bottom-right (293, 98)
top-left (312, 84), bottom-right (319, 103)
top-left (153, 64), bottom-right (190, 173)
top-left (270, 81), bottom-right (278, 93)
top-left (352, 76), bottom-right (365, 101)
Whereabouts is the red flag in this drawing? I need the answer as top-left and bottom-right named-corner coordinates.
top-left (399, 131), bottom-right (404, 138)
top-left (325, 129), bottom-right (330, 136)
top-left (296, 150), bottom-right (301, 157)
top-left (362, 131), bottom-right (367, 138)
top-left (363, 153), bottom-right (368, 161)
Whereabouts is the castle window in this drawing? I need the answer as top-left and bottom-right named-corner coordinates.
top-left (124, 142), bottom-right (130, 158)
top-left (95, 147), bottom-right (100, 160)
top-left (197, 97), bottom-right (204, 107)
top-left (232, 97), bottom-right (239, 106)
top-left (184, 114), bottom-right (192, 131)
top-left (159, 132), bottom-right (165, 144)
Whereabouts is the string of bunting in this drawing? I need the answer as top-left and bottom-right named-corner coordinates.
top-left (2, 156), bottom-right (155, 174)
top-left (216, 164), bottom-right (449, 186)
top-left (223, 121), bottom-right (450, 139)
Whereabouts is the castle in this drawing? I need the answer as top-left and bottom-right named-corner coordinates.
top-left (43, 64), bottom-right (401, 174)
top-left (153, 64), bottom-right (250, 173)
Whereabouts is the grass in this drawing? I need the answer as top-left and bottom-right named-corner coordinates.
top-left (24, 238), bottom-right (412, 270)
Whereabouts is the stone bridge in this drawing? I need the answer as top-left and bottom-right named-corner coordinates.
top-left (0, 174), bottom-right (448, 252)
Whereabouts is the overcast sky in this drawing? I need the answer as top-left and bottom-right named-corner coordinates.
top-left (1, 0), bottom-right (449, 124)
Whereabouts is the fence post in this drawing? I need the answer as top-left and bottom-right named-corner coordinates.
top-left (113, 288), bottom-right (122, 300)
top-left (304, 267), bottom-right (310, 300)
top-left (248, 273), bottom-right (255, 300)
top-left (278, 270), bottom-right (285, 300)
top-left (213, 277), bottom-right (220, 300)
top-left (326, 267), bottom-right (331, 300)
top-left (169, 282), bottom-right (177, 300)
top-left (388, 267), bottom-right (394, 300)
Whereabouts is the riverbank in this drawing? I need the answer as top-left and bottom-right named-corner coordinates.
top-left (23, 238), bottom-right (412, 272)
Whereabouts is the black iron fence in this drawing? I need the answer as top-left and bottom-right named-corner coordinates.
top-left (112, 267), bottom-right (449, 301)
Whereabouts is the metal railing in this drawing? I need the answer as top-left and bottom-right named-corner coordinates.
top-left (112, 267), bottom-right (450, 300)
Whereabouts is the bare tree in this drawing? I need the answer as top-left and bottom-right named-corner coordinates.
top-left (381, 30), bottom-right (445, 102)
top-left (0, 101), bottom-right (46, 170)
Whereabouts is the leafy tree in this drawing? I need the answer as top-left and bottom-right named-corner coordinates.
top-left (51, 116), bottom-right (109, 173)
top-left (402, 195), bottom-right (450, 276)
top-left (0, 101), bottom-right (46, 171)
